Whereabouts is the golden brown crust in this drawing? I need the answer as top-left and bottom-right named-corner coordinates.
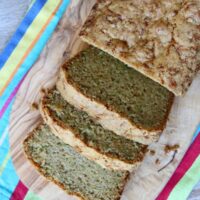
top-left (80, 0), bottom-right (200, 96)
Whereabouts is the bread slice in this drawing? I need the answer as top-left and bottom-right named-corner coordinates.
top-left (57, 46), bottom-right (174, 145)
top-left (23, 124), bottom-right (129, 200)
top-left (80, 0), bottom-right (200, 96)
top-left (40, 88), bottom-right (147, 171)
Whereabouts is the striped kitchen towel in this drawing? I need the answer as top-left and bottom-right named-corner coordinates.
top-left (0, 0), bottom-right (70, 199)
top-left (0, 0), bottom-right (199, 200)
top-left (156, 125), bottom-right (200, 200)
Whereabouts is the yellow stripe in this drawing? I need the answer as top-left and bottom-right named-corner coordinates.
top-left (0, 0), bottom-right (61, 94)
top-left (0, 151), bottom-right (11, 176)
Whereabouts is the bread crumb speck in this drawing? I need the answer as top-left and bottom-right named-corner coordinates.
top-left (41, 88), bottom-right (46, 94)
top-left (31, 102), bottom-right (38, 110)
top-left (149, 150), bottom-right (155, 156)
top-left (164, 144), bottom-right (180, 153)
top-left (155, 159), bottom-right (160, 165)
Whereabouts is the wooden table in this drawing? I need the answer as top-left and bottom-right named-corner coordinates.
top-left (0, 1), bottom-right (200, 199)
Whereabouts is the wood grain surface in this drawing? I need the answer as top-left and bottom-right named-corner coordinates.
top-left (3, 0), bottom-right (200, 199)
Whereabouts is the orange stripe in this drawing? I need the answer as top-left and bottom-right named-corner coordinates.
top-left (0, 1), bottom-right (62, 96)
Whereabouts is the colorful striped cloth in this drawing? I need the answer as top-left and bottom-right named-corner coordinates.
top-left (0, 0), bottom-right (70, 199)
top-left (156, 125), bottom-right (200, 200)
top-left (0, 1), bottom-right (199, 200)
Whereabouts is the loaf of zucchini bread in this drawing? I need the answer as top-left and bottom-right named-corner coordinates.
top-left (23, 124), bottom-right (129, 200)
top-left (40, 88), bottom-right (147, 171)
top-left (80, 0), bottom-right (200, 96)
top-left (57, 46), bottom-right (174, 145)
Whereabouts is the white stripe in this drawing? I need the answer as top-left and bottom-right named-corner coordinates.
top-left (0, 127), bottom-right (8, 146)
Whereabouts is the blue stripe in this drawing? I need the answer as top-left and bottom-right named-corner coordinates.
top-left (0, 102), bottom-right (12, 165)
top-left (0, 101), bottom-right (19, 200)
top-left (0, 135), bottom-right (9, 167)
top-left (0, 156), bottom-right (19, 200)
top-left (0, 187), bottom-right (11, 200)
top-left (0, 0), bottom-right (47, 69)
top-left (0, 0), bottom-right (70, 111)
top-left (0, 101), bottom-right (12, 139)
top-left (192, 124), bottom-right (200, 142)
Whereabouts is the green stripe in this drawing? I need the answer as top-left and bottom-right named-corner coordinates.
top-left (0, 152), bottom-right (11, 176)
top-left (168, 156), bottom-right (200, 200)
top-left (25, 191), bottom-right (42, 200)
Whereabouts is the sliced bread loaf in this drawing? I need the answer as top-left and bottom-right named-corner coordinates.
top-left (57, 46), bottom-right (174, 144)
top-left (40, 88), bottom-right (147, 171)
top-left (23, 124), bottom-right (129, 200)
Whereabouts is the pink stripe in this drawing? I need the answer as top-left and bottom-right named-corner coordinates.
top-left (10, 180), bottom-right (28, 200)
top-left (156, 133), bottom-right (200, 200)
top-left (0, 76), bottom-right (26, 119)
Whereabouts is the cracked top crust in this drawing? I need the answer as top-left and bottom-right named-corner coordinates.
top-left (80, 0), bottom-right (200, 96)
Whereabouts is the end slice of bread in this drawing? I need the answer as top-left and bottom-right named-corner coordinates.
top-left (57, 46), bottom-right (174, 145)
top-left (23, 124), bottom-right (129, 200)
top-left (40, 89), bottom-right (147, 171)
